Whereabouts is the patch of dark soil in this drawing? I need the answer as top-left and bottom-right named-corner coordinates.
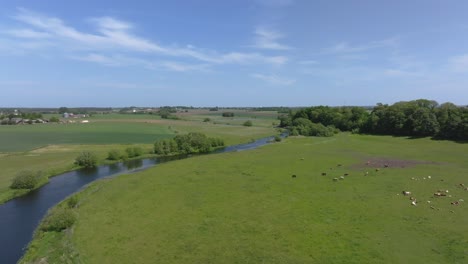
top-left (350, 157), bottom-right (439, 169)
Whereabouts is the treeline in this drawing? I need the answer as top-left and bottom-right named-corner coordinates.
top-left (280, 99), bottom-right (467, 141)
top-left (154, 132), bottom-right (225, 155)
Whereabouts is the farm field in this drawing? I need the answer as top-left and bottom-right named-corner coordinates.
top-left (22, 134), bottom-right (468, 263)
top-left (0, 111), bottom-right (279, 204)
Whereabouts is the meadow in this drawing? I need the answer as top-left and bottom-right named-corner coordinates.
top-left (0, 110), bottom-right (278, 204)
top-left (21, 134), bottom-right (468, 263)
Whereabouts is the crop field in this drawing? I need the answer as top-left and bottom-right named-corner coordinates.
top-left (22, 134), bottom-right (468, 263)
top-left (0, 122), bottom-right (172, 152)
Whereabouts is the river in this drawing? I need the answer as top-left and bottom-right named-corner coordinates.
top-left (0, 135), bottom-right (280, 263)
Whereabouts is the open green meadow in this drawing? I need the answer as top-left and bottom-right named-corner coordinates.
top-left (0, 111), bottom-right (278, 204)
top-left (22, 134), bottom-right (468, 263)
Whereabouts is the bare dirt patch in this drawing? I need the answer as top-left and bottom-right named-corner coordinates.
top-left (351, 157), bottom-right (438, 169)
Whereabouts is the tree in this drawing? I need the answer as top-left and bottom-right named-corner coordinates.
top-left (75, 152), bottom-right (97, 168)
top-left (222, 112), bottom-right (234, 117)
top-left (58, 107), bottom-right (69, 114)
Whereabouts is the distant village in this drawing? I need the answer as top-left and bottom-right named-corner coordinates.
top-left (0, 109), bottom-right (90, 125)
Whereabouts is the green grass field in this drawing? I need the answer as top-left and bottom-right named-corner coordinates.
top-left (21, 134), bottom-right (468, 263)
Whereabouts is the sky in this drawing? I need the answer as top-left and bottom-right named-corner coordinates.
top-left (0, 0), bottom-right (467, 107)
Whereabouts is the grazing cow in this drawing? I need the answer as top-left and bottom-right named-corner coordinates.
top-left (411, 201), bottom-right (417, 206)
top-left (384, 164), bottom-right (389, 168)
top-left (333, 178), bottom-right (339, 181)
top-left (321, 172), bottom-right (327, 176)
top-left (291, 174), bottom-right (296, 178)
top-left (451, 201), bottom-right (460, 205)
top-left (337, 164), bottom-right (342, 167)
top-left (433, 192), bottom-right (447, 197)
top-left (375, 168), bottom-right (380, 172)
top-left (344, 173), bottom-right (349, 176)
top-left (339, 176), bottom-right (345, 180)
top-left (402, 191), bottom-right (411, 196)
top-left (409, 196), bottom-right (416, 201)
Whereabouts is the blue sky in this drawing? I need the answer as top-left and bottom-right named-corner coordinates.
top-left (1, 0), bottom-right (467, 107)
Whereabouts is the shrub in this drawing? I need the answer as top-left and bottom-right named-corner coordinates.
top-left (40, 208), bottom-right (76, 232)
top-left (75, 152), bottom-right (97, 168)
top-left (222, 112), bottom-right (234, 117)
top-left (67, 196), bottom-right (79, 208)
top-left (274, 135), bottom-right (282, 142)
top-left (107, 149), bottom-right (123, 160)
top-left (49, 116), bottom-right (60, 123)
top-left (10, 170), bottom-right (43, 189)
top-left (243, 120), bottom-right (253, 127)
top-left (126, 147), bottom-right (143, 158)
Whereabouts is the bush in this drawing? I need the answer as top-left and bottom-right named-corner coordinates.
top-left (75, 152), bottom-right (97, 168)
top-left (40, 208), bottom-right (76, 232)
top-left (274, 135), bottom-right (282, 142)
top-left (10, 170), bottom-right (43, 189)
top-left (49, 116), bottom-right (60, 123)
top-left (107, 149), bottom-right (123, 160)
top-left (243, 120), bottom-right (253, 127)
top-left (67, 196), bottom-right (79, 208)
top-left (222, 112), bottom-right (234, 117)
top-left (126, 147), bottom-right (143, 158)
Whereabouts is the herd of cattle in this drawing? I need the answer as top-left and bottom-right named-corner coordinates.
top-left (291, 159), bottom-right (467, 210)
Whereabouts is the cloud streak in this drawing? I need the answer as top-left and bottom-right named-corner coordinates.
top-left (322, 38), bottom-right (399, 55)
top-left (252, 27), bottom-right (291, 50)
top-left (251, 73), bottom-right (295, 85)
top-left (5, 8), bottom-right (288, 69)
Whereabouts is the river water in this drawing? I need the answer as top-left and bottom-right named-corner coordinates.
top-left (0, 135), bottom-right (279, 263)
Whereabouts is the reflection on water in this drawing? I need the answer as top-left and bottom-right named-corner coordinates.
top-left (124, 159), bottom-right (143, 170)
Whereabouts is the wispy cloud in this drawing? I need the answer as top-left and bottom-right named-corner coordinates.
top-left (322, 38), bottom-right (399, 55)
top-left (251, 73), bottom-right (295, 85)
top-left (252, 27), bottom-right (291, 50)
top-left (6, 28), bottom-right (51, 38)
top-left (4, 8), bottom-right (287, 69)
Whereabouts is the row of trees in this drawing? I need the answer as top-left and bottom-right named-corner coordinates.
top-left (154, 132), bottom-right (224, 155)
top-left (281, 99), bottom-right (467, 140)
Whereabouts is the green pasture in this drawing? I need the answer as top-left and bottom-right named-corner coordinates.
top-left (22, 134), bottom-right (468, 263)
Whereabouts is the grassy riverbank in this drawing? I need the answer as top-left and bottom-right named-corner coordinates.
top-left (21, 134), bottom-right (468, 263)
